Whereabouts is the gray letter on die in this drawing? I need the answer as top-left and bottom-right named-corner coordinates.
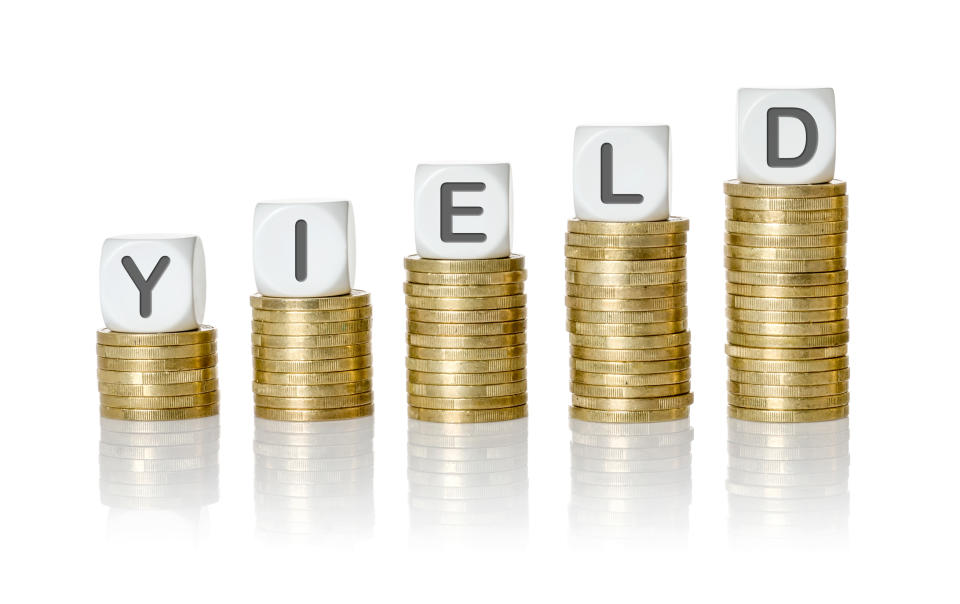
top-left (600, 142), bottom-right (645, 204)
top-left (767, 107), bottom-right (819, 168)
top-left (440, 182), bottom-right (487, 243)
top-left (121, 256), bottom-right (171, 318)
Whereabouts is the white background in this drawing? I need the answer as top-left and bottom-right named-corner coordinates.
top-left (1, 1), bottom-right (958, 601)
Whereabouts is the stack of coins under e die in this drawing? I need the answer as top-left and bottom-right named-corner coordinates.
top-left (404, 255), bottom-right (528, 423)
top-left (97, 326), bottom-right (220, 420)
top-left (565, 218), bottom-right (693, 422)
top-left (251, 291), bottom-right (373, 421)
top-left (724, 180), bottom-right (849, 423)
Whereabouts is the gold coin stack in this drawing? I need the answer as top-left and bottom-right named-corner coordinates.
top-left (565, 218), bottom-right (693, 422)
top-left (404, 255), bottom-right (528, 423)
top-left (251, 290), bottom-right (373, 421)
top-left (725, 180), bottom-right (850, 422)
top-left (97, 326), bottom-right (220, 420)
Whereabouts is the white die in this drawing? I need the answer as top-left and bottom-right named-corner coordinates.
top-left (414, 163), bottom-right (511, 259)
top-left (100, 235), bottom-right (206, 333)
top-left (253, 200), bottom-right (356, 297)
top-left (573, 126), bottom-right (670, 222)
top-left (738, 88), bottom-right (836, 185)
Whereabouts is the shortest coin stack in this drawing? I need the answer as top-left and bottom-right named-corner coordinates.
top-left (97, 326), bottom-right (220, 420)
top-left (251, 291), bottom-right (373, 421)
top-left (404, 255), bottom-right (528, 423)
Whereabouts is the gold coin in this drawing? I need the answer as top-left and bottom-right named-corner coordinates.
top-left (408, 405), bottom-right (528, 423)
top-left (567, 308), bottom-right (686, 324)
top-left (253, 355), bottom-right (372, 373)
top-left (407, 333), bottom-right (526, 349)
top-left (566, 270), bottom-right (686, 286)
top-left (406, 357), bottom-right (526, 373)
top-left (97, 342), bottom-right (216, 360)
top-left (566, 282), bottom-right (687, 299)
top-left (569, 406), bottom-right (688, 423)
top-left (564, 258), bottom-right (686, 274)
top-left (407, 319), bottom-right (526, 336)
top-left (725, 244), bottom-right (845, 261)
top-left (250, 291), bottom-right (370, 310)
top-left (566, 232), bottom-right (687, 248)
top-left (726, 208), bottom-right (848, 223)
top-left (571, 393), bottom-right (693, 411)
top-left (254, 367), bottom-right (373, 385)
top-left (725, 344), bottom-right (847, 360)
top-left (728, 319), bottom-right (849, 336)
top-left (405, 270), bottom-right (527, 285)
top-left (728, 368), bottom-right (850, 386)
top-left (100, 391), bottom-right (220, 409)
top-left (253, 380), bottom-right (372, 397)
top-left (569, 332), bottom-right (691, 349)
top-left (404, 254), bottom-right (525, 273)
top-left (728, 381), bottom-right (848, 397)
top-left (99, 379), bottom-right (219, 396)
top-left (571, 381), bottom-right (690, 398)
top-left (564, 244), bottom-right (686, 260)
top-left (725, 258), bottom-right (846, 273)
top-left (97, 367), bottom-right (217, 385)
top-left (255, 404), bottom-right (373, 421)
top-left (567, 320), bottom-right (687, 337)
top-left (571, 357), bottom-right (690, 374)
top-left (96, 326), bottom-right (216, 347)
top-left (408, 369), bottom-right (526, 386)
top-left (725, 194), bottom-right (848, 211)
top-left (726, 294), bottom-right (848, 311)
top-left (724, 232), bottom-right (847, 248)
top-left (251, 306), bottom-right (371, 323)
top-left (727, 356), bottom-right (849, 372)
top-left (728, 392), bottom-right (850, 410)
top-left (407, 381), bottom-right (527, 398)
top-left (407, 393), bottom-right (527, 410)
top-left (405, 294), bottom-right (526, 310)
top-left (571, 369), bottom-right (690, 386)
top-left (723, 180), bottom-right (847, 198)
top-left (726, 282), bottom-right (849, 297)
top-left (726, 220), bottom-right (847, 236)
top-left (251, 320), bottom-right (371, 336)
top-left (570, 344), bottom-right (690, 361)
top-left (97, 354), bottom-right (218, 372)
top-left (727, 405), bottom-right (848, 422)
top-left (567, 217), bottom-right (690, 235)
top-left (406, 307), bottom-right (526, 323)
top-left (727, 307), bottom-right (847, 323)
top-left (727, 270), bottom-right (848, 287)
top-left (407, 344), bottom-right (526, 361)
top-left (251, 342), bottom-right (371, 360)
top-left (253, 392), bottom-right (373, 409)
top-left (251, 332), bottom-right (371, 348)
top-left (565, 295), bottom-right (686, 312)
top-left (101, 404), bottom-right (220, 421)
top-left (403, 282), bottom-right (524, 298)
top-left (727, 332), bottom-right (849, 348)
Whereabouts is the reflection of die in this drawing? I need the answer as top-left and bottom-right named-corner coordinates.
top-left (738, 88), bottom-right (836, 185)
top-left (573, 126), bottom-right (670, 222)
top-left (415, 164), bottom-right (511, 259)
top-left (100, 235), bottom-right (206, 333)
top-left (253, 201), bottom-right (355, 297)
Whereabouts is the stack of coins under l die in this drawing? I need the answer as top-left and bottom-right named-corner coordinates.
top-left (404, 255), bottom-right (528, 423)
top-left (565, 218), bottom-right (693, 422)
top-left (251, 291), bottom-right (373, 421)
top-left (725, 180), bottom-right (849, 422)
top-left (97, 326), bottom-right (220, 420)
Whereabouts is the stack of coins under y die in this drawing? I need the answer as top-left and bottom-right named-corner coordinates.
top-left (565, 218), bottom-right (693, 422)
top-left (405, 255), bottom-right (528, 423)
top-left (725, 180), bottom-right (849, 422)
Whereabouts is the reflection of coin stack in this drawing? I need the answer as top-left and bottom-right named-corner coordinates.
top-left (565, 219), bottom-right (693, 422)
top-left (97, 327), bottom-right (220, 420)
top-left (404, 255), bottom-right (528, 423)
top-left (408, 418), bottom-right (528, 543)
top-left (727, 418), bottom-right (849, 545)
top-left (251, 291), bottom-right (373, 421)
top-left (254, 416), bottom-right (374, 543)
top-left (725, 181), bottom-right (849, 422)
top-left (569, 418), bottom-right (692, 545)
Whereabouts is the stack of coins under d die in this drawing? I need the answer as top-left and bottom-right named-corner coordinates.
top-left (97, 326), bottom-right (220, 420)
top-left (724, 180), bottom-right (849, 422)
top-left (404, 255), bottom-right (528, 423)
top-left (565, 218), bottom-right (693, 422)
top-left (251, 291), bottom-right (373, 421)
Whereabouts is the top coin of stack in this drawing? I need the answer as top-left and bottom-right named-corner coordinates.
top-left (565, 218), bottom-right (694, 422)
top-left (404, 255), bottom-right (528, 423)
top-left (724, 180), bottom-right (850, 423)
top-left (251, 291), bottom-right (374, 421)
